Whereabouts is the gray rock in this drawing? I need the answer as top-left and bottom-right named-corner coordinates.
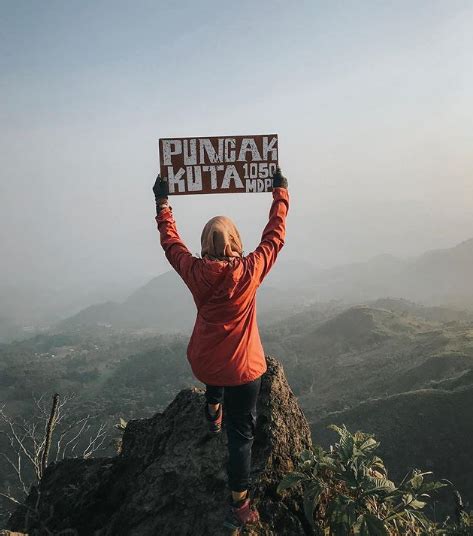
top-left (7, 357), bottom-right (312, 535)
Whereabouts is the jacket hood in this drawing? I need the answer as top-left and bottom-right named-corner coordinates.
top-left (200, 257), bottom-right (244, 300)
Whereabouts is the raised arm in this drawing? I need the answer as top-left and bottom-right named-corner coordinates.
top-left (153, 175), bottom-right (196, 284)
top-left (247, 168), bottom-right (289, 284)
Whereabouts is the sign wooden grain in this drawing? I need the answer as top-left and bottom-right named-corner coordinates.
top-left (158, 134), bottom-right (278, 195)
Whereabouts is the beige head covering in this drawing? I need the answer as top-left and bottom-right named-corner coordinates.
top-left (201, 216), bottom-right (243, 259)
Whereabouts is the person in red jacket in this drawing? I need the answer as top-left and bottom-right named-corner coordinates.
top-left (153, 168), bottom-right (289, 531)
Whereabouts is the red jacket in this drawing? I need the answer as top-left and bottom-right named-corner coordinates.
top-left (156, 187), bottom-right (289, 386)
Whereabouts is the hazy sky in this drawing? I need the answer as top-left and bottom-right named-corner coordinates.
top-left (1, 0), bottom-right (472, 301)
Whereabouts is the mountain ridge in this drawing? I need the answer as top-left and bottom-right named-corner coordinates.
top-left (54, 236), bottom-right (473, 335)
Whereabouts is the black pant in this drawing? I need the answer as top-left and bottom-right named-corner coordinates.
top-left (205, 376), bottom-right (261, 492)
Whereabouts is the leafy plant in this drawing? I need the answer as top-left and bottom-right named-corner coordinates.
top-left (112, 417), bottom-right (128, 454)
top-left (277, 424), bottom-right (469, 535)
top-left (446, 511), bottom-right (473, 535)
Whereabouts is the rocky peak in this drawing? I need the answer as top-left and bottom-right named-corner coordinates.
top-left (7, 357), bottom-right (312, 535)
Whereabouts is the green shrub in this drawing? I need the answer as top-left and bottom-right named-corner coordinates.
top-left (278, 425), bottom-right (472, 535)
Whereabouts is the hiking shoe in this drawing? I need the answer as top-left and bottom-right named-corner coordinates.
top-left (204, 403), bottom-right (223, 434)
top-left (223, 497), bottom-right (260, 531)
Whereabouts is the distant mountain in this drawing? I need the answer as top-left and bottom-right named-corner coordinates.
top-left (307, 237), bottom-right (473, 307)
top-left (262, 301), bottom-right (473, 510)
top-left (308, 254), bottom-right (406, 303)
top-left (313, 383), bottom-right (473, 510)
top-left (369, 297), bottom-right (473, 323)
top-left (57, 269), bottom-right (310, 333)
top-left (57, 270), bottom-right (194, 332)
top-left (0, 277), bottom-right (145, 341)
top-left (297, 305), bottom-right (421, 355)
top-left (57, 236), bottom-right (473, 334)
top-left (398, 237), bottom-right (473, 306)
top-left (262, 302), bottom-right (473, 419)
top-left (0, 315), bottom-right (25, 344)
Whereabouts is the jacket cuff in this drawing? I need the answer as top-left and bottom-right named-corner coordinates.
top-left (273, 187), bottom-right (289, 202)
top-left (156, 206), bottom-right (173, 223)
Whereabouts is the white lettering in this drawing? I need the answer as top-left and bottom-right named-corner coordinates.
top-left (237, 138), bottom-right (262, 162)
top-left (225, 138), bottom-right (236, 162)
top-left (200, 138), bottom-right (223, 164)
top-left (162, 140), bottom-right (182, 165)
top-left (187, 166), bottom-right (202, 191)
top-left (221, 165), bottom-right (243, 189)
top-left (167, 166), bottom-right (186, 193)
top-left (246, 179), bottom-right (257, 192)
top-left (262, 136), bottom-right (278, 161)
top-left (203, 165), bottom-right (224, 190)
top-left (183, 139), bottom-right (197, 165)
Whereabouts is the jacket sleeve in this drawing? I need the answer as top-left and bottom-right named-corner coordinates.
top-left (247, 187), bottom-right (289, 284)
top-left (156, 207), bottom-right (196, 286)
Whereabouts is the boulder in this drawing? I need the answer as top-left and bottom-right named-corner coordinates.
top-left (7, 357), bottom-right (312, 535)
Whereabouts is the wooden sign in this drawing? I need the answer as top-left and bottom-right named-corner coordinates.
top-left (158, 134), bottom-right (278, 195)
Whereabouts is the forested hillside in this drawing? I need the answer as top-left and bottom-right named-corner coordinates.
top-left (1, 297), bottom-right (472, 524)
top-left (262, 300), bottom-right (473, 509)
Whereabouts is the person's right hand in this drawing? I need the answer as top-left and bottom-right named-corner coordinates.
top-left (153, 174), bottom-right (170, 213)
top-left (153, 174), bottom-right (169, 202)
top-left (272, 167), bottom-right (288, 189)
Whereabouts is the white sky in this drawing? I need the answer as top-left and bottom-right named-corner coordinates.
top-left (1, 0), bottom-right (472, 298)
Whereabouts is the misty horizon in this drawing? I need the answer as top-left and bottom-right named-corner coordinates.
top-left (1, 1), bottom-right (472, 319)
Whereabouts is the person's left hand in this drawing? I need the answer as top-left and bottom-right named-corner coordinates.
top-left (272, 166), bottom-right (288, 189)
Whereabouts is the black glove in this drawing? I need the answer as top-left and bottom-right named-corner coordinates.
top-left (272, 166), bottom-right (288, 189)
top-left (153, 175), bottom-right (169, 213)
top-left (153, 174), bottom-right (169, 199)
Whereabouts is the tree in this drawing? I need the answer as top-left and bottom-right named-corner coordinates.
top-left (0, 393), bottom-right (108, 523)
